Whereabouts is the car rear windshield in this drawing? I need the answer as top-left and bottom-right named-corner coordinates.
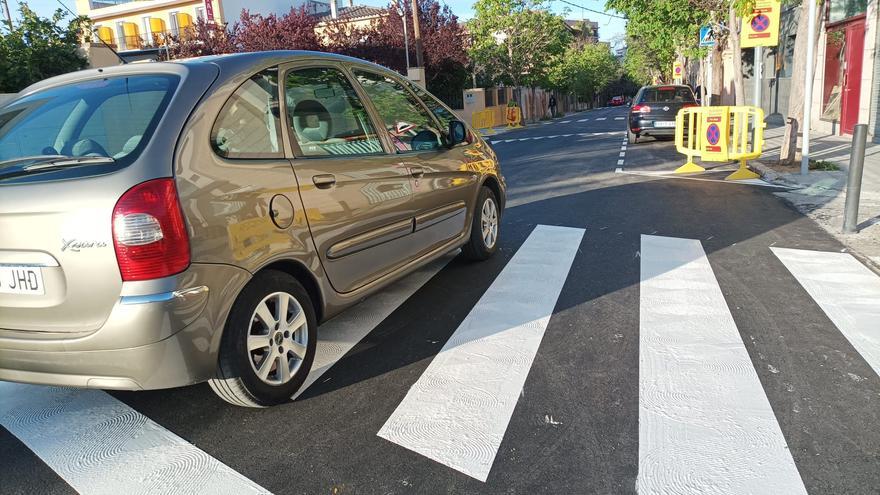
top-left (638, 87), bottom-right (695, 104)
top-left (0, 74), bottom-right (178, 174)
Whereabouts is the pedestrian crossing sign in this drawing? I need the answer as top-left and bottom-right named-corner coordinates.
top-left (741, 0), bottom-right (781, 48)
top-left (699, 26), bottom-right (715, 47)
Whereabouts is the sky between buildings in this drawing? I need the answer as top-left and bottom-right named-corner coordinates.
top-left (9, 0), bottom-right (626, 46)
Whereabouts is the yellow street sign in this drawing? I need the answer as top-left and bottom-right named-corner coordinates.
top-left (741, 0), bottom-right (781, 48)
top-left (672, 61), bottom-right (684, 80)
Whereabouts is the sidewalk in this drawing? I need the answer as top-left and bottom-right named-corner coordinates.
top-left (752, 125), bottom-right (880, 269)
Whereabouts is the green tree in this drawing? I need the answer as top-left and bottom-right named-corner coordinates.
top-left (468, 0), bottom-right (571, 92)
top-left (0, 6), bottom-right (91, 93)
top-left (547, 43), bottom-right (619, 106)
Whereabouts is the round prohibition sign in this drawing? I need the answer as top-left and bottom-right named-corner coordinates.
top-left (751, 14), bottom-right (770, 32)
top-left (706, 123), bottom-right (721, 145)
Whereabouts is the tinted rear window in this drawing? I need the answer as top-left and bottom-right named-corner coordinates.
top-left (0, 75), bottom-right (178, 170)
top-left (638, 87), bottom-right (695, 104)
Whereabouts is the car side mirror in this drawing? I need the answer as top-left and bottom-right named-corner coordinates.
top-left (448, 120), bottom-right (466, 146)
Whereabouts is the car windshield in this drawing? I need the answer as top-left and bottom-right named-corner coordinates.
top-left (639, 87), bottom-right (695, 104)
top-left (0, 74), bottom-right (178, 172)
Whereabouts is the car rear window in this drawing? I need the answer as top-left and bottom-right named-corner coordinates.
top-left (638, 87), bottom-right (695, 104)
top-left (0, 74), bottom-right (178, 170)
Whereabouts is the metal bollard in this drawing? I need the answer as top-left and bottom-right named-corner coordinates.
top-left (843, 124), bottom-right (868, 234)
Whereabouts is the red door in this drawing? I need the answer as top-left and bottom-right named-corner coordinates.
top-left (841, 19), bottom-right (865, 135)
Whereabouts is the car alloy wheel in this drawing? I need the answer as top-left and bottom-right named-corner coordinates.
top-left (481, 197), bottom-right (498, 249)
top-left (247, 291), bottom-right (309, 386)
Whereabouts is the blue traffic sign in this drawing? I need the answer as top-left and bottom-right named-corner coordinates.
top-left (699, 26), bottom-right (715, 47)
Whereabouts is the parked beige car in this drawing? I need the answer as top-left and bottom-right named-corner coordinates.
top-left (0, 51), bottom-right (505, 407)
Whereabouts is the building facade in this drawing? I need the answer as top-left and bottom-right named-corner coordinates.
top-left (77, 0), bottom-right (332, 51)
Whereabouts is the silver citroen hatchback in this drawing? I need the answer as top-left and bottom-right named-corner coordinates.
top-left (0, 51), bottom-right (505, 407)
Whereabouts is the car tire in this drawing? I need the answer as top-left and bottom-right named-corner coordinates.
top-left (209, 270), bottom-right (317, 408)
top-left (627, 128), bottom-right (638, 144)
top-left (461, 186), bottom-right (500, 261)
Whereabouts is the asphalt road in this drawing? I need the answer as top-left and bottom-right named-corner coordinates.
top-left (2, 105), bottom-right (879, 495)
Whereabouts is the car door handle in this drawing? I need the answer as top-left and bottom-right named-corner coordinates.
top-left (312, 174), bottom-right (336, 189)
top-left (409, 166), bottom-right (424, 177)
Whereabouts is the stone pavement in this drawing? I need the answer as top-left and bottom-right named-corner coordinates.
top-left (752, 125), bottom-right (880, 270)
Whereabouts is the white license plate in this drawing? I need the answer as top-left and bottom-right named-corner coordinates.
top-left (654, 121), bottom-right (676, 128)
top-left (0, 266), bottom-right (45, 295)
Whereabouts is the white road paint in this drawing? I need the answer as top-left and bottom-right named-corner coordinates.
top-left (619, 152), bottom-right (626, 157)
top-left (0, 382), bottom-right (270, 495)
top-left (621, 146), bottom-right (627, 151)
top-left (614, 117), bottom-right (625, 120)
top-left (560, 120), bottom-right (571, 123)
top-left (639, 235), bottom-right (806, 495)
top-left (772, 248), bottom-right (880, 377)
top-left (295, 254), bottom-right (454, 398)
top-left (617, 159), bottom-right (625, 166)
top-left (378, 225), bottom-right (584, 482)
top-left (614, 169), bottom-right (791, 188)
top-left (577, 118), bottom-right (589, 122)
top-left (596, 117), bottom-right (607, 121)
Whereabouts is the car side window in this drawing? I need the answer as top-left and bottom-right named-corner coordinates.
top-left (285, 67), bottom-right (383, 157)
top-left (409, 84), bottom-right (457, 129)
top-left (353, 70), bottom-right (444, 153)
top-left (212, 68), bottom-right (282, 159)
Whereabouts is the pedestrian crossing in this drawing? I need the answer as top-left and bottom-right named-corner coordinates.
top-left (1, 228), bottom-right (878, 493)
top-left (487, 131), bottom-right (624, 145)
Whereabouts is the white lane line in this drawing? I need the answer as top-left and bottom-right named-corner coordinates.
top-left (0, 383), bottom-right (270, 494)
top-left (518, 138), bottom-right (529, 141)
top-left (614, 117), bottom-right (625, 120)
top-left (617, 159), bottom-right (625, 165)
top-left (295, 254), bottom-right (453, 398)
top-left (543, 121), bottom-right (552, 125)
top-left (503, 139), bottom-right (515, 143)
top-left (639, 235), bottom-right (806, 495)
top-left (378, 224), bottom-right (585, 482)
top-left (771, 248), bottom-right (880, 377)
top-left (560, 120), bottom-right (571, 123)
top-left (621, 146), bottom-right (627, 151)
top-left (577, 118), bottom-right (589, 122)
top-left (619, 152), bottom-right (626, 158)
top-left (596, 117), bottom-right (607, 121)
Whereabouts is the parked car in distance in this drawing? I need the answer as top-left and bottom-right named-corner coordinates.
top-left (627, 85), bottom-right (698, 144)
top-left (609, 95), bottom-right (625, 106)
top-left (0, 51), bottom-right (505, 408)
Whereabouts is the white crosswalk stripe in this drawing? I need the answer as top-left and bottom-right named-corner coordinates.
top-left (0, 383), bottom-right (270, 494)
top-left (379, 225), bottom-right (584, 481)
top-left (772, 248), bottom-right (880, 377)
top-left (638, 235), bottom-right (807, 494)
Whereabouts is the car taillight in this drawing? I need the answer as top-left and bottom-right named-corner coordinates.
top-left (682, 103), bottom-right (699, 109)
top-left (633, 104), bottom-right (651, 113)
top-left (112, 178), bottom-right (190, 281)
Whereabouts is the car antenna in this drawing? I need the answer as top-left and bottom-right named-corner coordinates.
top-left (54, 0), bottom-right (128, 65)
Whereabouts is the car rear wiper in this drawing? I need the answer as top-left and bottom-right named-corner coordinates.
top-left (0, 155), bottom-right (116, 181)
top-left (23, 156), bottom-right (116, 171)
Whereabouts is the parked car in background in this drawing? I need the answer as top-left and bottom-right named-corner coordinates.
top-left (0, 50), bottom-right (505, 408)
top-left (609, 95), bottom-right (625, 106)
top-left (627, 85), bottom-right (698, 144)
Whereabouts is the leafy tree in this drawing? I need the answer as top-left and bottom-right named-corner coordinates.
top-left (468, 0), bottom-right (571, 91)
top-left (0, 6), bottom-right (91, 92)
top-left (234, 7), bottom-right (320, 52)
top-left (166, 18), bottom-right (235, 58)
top-left (323, 0), bottom-right (469, 106)
top-left (547, 43), bottom-right (619, 106)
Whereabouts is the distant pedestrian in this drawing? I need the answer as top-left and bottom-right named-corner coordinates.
top-left (549, 95), bottom-right (557, 117)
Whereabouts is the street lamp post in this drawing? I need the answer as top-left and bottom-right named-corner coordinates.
top-left (401, 7), bottom-right (410, 70)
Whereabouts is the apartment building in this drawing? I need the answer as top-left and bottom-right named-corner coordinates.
top-left (77, 0), bottom-right (330, 51)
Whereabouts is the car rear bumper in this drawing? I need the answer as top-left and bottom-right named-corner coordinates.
top-left (629, 119), bottom-right (681, 136)
top-left (0, 263), bottom-right (250, 391)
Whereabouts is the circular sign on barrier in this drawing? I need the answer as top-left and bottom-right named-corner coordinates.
top-left (706, 123), bottom-right (721, 145)
top-left (751, 14), bottom-right (770, 32)
top-left (675, 67), bottom-right (682, 75)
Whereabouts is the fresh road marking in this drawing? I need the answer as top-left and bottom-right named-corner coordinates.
top-left (617, 159), bottom-right (625, 166)
top-left (295, 254), bottom-right (453, 398)
top-left (615, 117), bottom-right (625, 120)
top-left (772, 248), bottom-right (880, 377)
top-left (0, 383), bottom-right (270, 494)
top-left (639, 235), bottom-right (806, 494)
top-left (596, 117), bottom-right (607, 121)
top-left (378, 224), bottom-right (585, 482)
top-left (577, 118), bottom-right (589, 122)
top-left (560, 120), bottom-right (571, 123)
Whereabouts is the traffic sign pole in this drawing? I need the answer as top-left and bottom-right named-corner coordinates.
top-left (802, 0), bottom-right (817, 175)
top-left (753, 46), bottom-right (762, 141)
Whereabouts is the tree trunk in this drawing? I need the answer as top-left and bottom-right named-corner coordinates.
top-left (729, 5), bottom-right (745, 106)
top-left (780, 0), bottom-right (824, 163)
top-left (711, 45), bottom-right (723, 105)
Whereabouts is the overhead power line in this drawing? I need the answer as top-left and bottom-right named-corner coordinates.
top-left (555, 0), bottom-right (628, 20)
